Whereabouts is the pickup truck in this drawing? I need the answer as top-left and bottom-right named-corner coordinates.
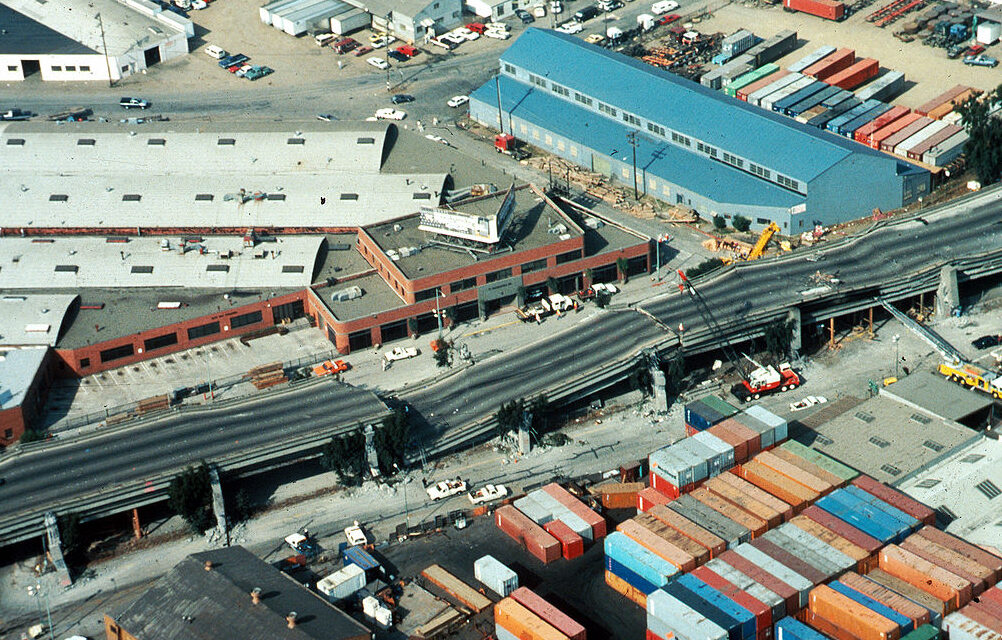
top-left (312, 359), bottom-right (349, 377)
top-left (344, 521), bottom-right (368, 546)
top-left (469, 484), bottom-right (508, 505)
top-left (384, 346), bottom-right (419, 361)
top-left (426, 478), bottom-right (467, 500)
top-left (1, 109), bottom-right (32, 121)
top-left (285, 532), bottom-right (319, 558)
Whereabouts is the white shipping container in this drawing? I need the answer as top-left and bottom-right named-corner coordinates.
top-left (374, 606), bottom-right (393, 629)
top-left (977, 22), bottom-right (1001, 45)
top-left (317, 563), bottom-right (366, 601)
top-left (362, 595), bottom-right (380, 617)
top-left (513, 495), bottom-right (552, 524)
top-left (474, 555), bottom-right (519, 597)
top-left (743, 405), bottom-right (788, 443)
top-left (944, 612), bottom-right (1002, 640)
top-left (693, 430), bottom-right (735, 470)
top-left (776, 523), bottom-right (855, 571)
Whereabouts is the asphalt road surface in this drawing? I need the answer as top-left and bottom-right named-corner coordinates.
top-left (0, 382), bottom-right (387, 522)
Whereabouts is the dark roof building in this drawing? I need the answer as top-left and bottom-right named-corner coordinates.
top-left (469, 29), bottom-right (930, 233)
top-left (105, 546), bottom-right (372, 640)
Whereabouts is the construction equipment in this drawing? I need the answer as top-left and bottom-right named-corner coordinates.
top-left (938, 361), bottom-right (1002, 398)
top-left (747, 222), bottom-right (780, 260)
top-left (678, 270), bottom-right (801, 402)
top-left (494, 134), bottom-right (530, 160)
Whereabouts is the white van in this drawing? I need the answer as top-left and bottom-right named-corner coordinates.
top-left (652, 0), bottom-right (679, 13)
top-left (203, 44), bottom-right (227, 59)
top-left (314, 32), bottom-right (337, 47)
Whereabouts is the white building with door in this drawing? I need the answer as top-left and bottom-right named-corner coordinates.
top-left (0, 0), bottom-right (191, 83)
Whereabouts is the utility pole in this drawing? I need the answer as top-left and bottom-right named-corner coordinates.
top-left (435, 287), bottom-right (443, 339)
top-left (97, 13), bottom-right (114, 88)
top-left (626, 131), bottom-right (639, 200)
top-left (494, 75), bottom-right (504, 135)
top-left (384, 12), bottom-right (391, 91)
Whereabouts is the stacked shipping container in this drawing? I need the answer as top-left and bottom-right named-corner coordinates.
top-left (495, 588), bottom-right (587, 640)
top-left (499, 483), bottom-right (607, 563)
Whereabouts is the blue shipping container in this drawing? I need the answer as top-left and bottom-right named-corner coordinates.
top-left (607, 555), bottom-right (660, 595)
top-left (665, 574), bottom-right (750, 640)
top-left (788, 84), bottom-right (843, 117)
top-left (679, 573), bottom-right (758, 640)
top-left (775, 616), bottom-right (831, 640)
top-left (815, 491), bottom-right (902, 544)
top-left (830, 580), bottom-right (913, 634)
top-left (343, 545), bottom-right (380, 571)
top-left (605, 532), bottom-right (679, 588)
top-left (831, 488), bottom-right (912, 541)
top-left (843, 486), bottom-right (920, 533)
top-left (775, 81), bottom-right (829, 115)
top-left (648, 592), bottom-right (730, 640)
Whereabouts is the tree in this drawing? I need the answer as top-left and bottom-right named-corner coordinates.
top-left (321, 432), bottom-right (366, 486)
top-left (374, 408), bottom-right (410, 475)
top-left (712, 215), bottom-right (727, 231)
top-left (167, 463), bottom-right (214, 534)
top-left (763, 318), bottom-right (796, 361)
top-left (686, 258), bottom-right (725, 279)
top-left (19, 429), bottom-right (46, 444)
top-left (955, 85), bottom-right (1002, 186)
top-left (585, 268), bottom-right (594, 283)
top-left (432, 339), bottom-right (451, 368)
top-left (595, 290), bottom-right (612, 308)
top-left (226, 489), bottom-right (254, 524)
top-left (733, 215), bottom-right (751, 232)
top-left (616, 256), bottom-right (630, 283)
top-left (496, 399), bottom-right (524, 439)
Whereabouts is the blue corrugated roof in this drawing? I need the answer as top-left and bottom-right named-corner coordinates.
top-left (499, 29), bottom-right (897, 182)
top-left (472, 75), bottom-right (803, 210)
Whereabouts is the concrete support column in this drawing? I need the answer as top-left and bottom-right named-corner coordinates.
top-left (787, 307), bottom-right (802, 355)
top-left (518, 410), bottom-right (532, 455)
top-left (132, 508), bottom-right (142, 540)
top-left (208, 466), bottom-right (227, 544)
top-left (43, 512), bottom-right (72, 586)
top-left (936, 266), bottom-right (960, 318)
top-left (363, 424), bottom-right (379, 476)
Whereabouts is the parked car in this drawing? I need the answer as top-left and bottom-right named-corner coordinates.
top-left (234, 63), bottom-right (254, 77)
top-left (391, 93), bottom-right (415, 104)
top-left (425, 134), bottom-right (450, 146)
top-left (204, 44), bottom-right (227, 59)
top-left (469, 484), bottom-right (508, 505)
top-left (972, 335), bottom-right (1002, 349)
top-left (314, 32), bottom-right (337, 47)
top-left (191, 0), bottom-right (207, 8)
top-left (0, 109), bottom-right (32, 121)
top-left (441, 32), bottom-right (466, 45)
top-left (556, 20), bottom-right (584, 33)
top-left (353, 45), bottom-right (373, 56)
top-left (426, 478), bottom-right (467, 501)
top-left (367, 56), bottom-right (389, 70)
top-left (447, 95), bottom-right (469, 108)
top-left (383, 345), bottom-right (417, 359)
top-left (119, 97), bottom-right (149, 109)
top-left (652, 0), bottom-right (679, 11)
top-left (453, 27), bottom-right (479, 40)
top-left (550, 0), bottom-right (564, 13)
top-left (790, 396), bottom-right (828, 412)
top-left (659, 13), bottom-right (681, 23)
top-left (599, 0), bottom-right (624, 10)
top-left (344, 521), bottom-right (368, 546)
top-left (332, 37), bottom-right (359, 54)
top-left (485, 29), bottom-right (511, 39)
top-left (370, 34), bottom-right (395, 48)
top-left (313, 359), bottom-right (349, 376)
top-left (218, 53), bottom-right (248, 68)
top-left (428, 36), bottom-right (455, 50)
top-left (316, 113), bottom-right (337, 121)
top-left (244, 65), bottom-right (273, 81)
top-left (396, 45), bottom-right (420, 57)
top-left (515, 8), bottom-right (535, 22)
top-left (574, 5), bottom-right (601, 21)
top-left (466, 22), bottom-right (487, 33)
top-left (964, 54), bottom-right (999, 67)
top-left (387, 50), bottom-right (409, 62)
top-left (585, 33), bottom-right (606, 44)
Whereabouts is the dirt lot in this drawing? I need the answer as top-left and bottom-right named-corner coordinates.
top-left (690, 1), bottom-right (998, 107)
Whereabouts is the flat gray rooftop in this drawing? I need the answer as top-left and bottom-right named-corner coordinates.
top-left (0, 235), bottom-right (325, 290)
top-left (0, 293), bottom-right (77, 347)
top-left (365, 185), bottom-right (583, 280)
top-left (0, 347), bottom-right (47, 410)
top-left (320, 273), bottom-right (406, 323)
top-left (800, 394), bottom-right (976, 484)
top-left (0, 4), bottom-right (95, 55)
top-left (880, 370), bottom-right (994, 424)
top-left (313, 233), bottom-right (373, 284)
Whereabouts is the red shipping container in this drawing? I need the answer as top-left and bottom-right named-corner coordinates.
top-left (646, 628), bottom-right (668, 640)
top-left (692, 566), bottom-right (773, 639)
top-left (980, 587), bottom-right (1002, 610)
top-left (900, 538), bottom-right (988, 597)
top-left (495, 598), bottom-right (569, 640)
top-left (801, 608), bottom-right (863, 640)
top-left (541, 483), bottom-right (607, 539)
top-left (839, 573), bottom-right (931, 628)
top-left (607, 570), bottom-right (646, 608)
top-left (510, 587), bottom-right (586, 640)
top-left (809, 584), bottom-right (900, 640)
top-left (718, 472), bottom-right (794, 522)
top-left (801, 505), bottom-right (883, 554)
top-left (784, 0), bottom-right (845, 20)
top-left (648, 505), bottom-right (728, 557)
top-left (650, 470), bottom-right (681, 499)
top-left (871, 113), bottom-right (924, 150)
top-left (915, 85), bottom-right (971, 116)
top-left (750, 537), bottom-right (828, 586)
top-left (960, 602), bottom-right (1002, 635)
top-left (721, 549), bottom-right (801, 614)
top-left (638, 486), bottom-right (672, 512)
top-left (878, 545), bottom-right (970, 612)
top-left (709, 423), bottom-right (751, 465)
top-left (855, 106), bottom-right (911, 144)
top-left (825, 58), bottom-right (879, 90)
top-left (544, 519), bottom-right (584, 560)
top-left (851, 476), bottom-right (936, 526)
top-left (690, 487), bottom-right (770, 538)
top-left (803, 48), bottom-right (855, 80)
top-left (719, 419), bottom-right (763, 458)
top-left (738, 70), bottom-right (791, 102)
top-left (496, 505), bottom-right (561, 564)
top-left (705, 475), bottom-right (783, 528)
top-left (969, 597), bottom-right (1002, 626)
top-left (598, 482), bottom-right (646, 510)
top-left (915, 526), bottom-right (1002, 584)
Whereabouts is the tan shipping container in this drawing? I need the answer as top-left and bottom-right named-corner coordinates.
top-left (770, 448), bottom-right (846, 488)
top-left (495, 597), bottom-right (570, 640)
top-left (717, 471), bottom-right (795, 521)
top-left (809, 584), bottom-right (900, 640)
top-left (790, 515), bottom-right (872, 572)
top-left (635, 512), bottom-right (710, 565)
top-left (865, 568), bottom-right (947, 618)
top-left (878, 544), bottom-right (971, 612)
top-left (705, 475), bottom-right (783, 528)
top-left (736, 460), bottom-right (818, 512)
top-left (756, 451), bottom-right (834, 495)
top-left (690, 487), bottom-right (769, 538)
top-left (648, 504), bottom-right (727, 557)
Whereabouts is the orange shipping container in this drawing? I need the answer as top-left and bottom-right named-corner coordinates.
top-left (790, 515), bottom-right (872, 572)
top-left (510, 588), bottom-right (586, 640)
top-left (770, 448), bottom-right (845, 488)
top-left (648, 504), bottom-right (728, 557)
top-left (878, 545), bottom-right (970, 612)
top-left (690, 487), bottom-right (769, 537)
top-left (800, 608), bottom-right (865, 640)
top-left (915, 526), bottom-right (1002, 583)
top-left (755, 451), bottom-right (834, 495)
top-left (495, 598), bottom-right (570, 640)
top-left (709, 422), bottom-right (751, 464)
top-left (736, 460), bottom-right (817, 512)
top-left (900, 536), bottom-right (990, 596)
top-left (617, 519), bottom-right (697, 572)
top-left (926, 89), bottom-right (979, 120)
top-left (605, 570), bottom-right (647, 608)
top-left (717, 472), bottom-right (795, 521)
top-left (635, 512), bottom-right (710, 565)
top-left (809, 584), bottom-right (900, 640)
top-left (597, 482), bottom-right (645, 510)
top-left (717, 418), bottom-right (763, 458)
top-left (838, 573), bottom-right (931, 628)
top-left (705, 475), bottom-right (783, 528)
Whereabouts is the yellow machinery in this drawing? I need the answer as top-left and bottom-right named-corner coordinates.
top-left (747, 222), bottom-right (780, 260)
top-left (938, 361), bottom-right (1002, 398)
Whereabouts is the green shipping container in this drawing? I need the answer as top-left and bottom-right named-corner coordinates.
top-left (900, 625), bottom-right (940, 640)
top-left (700, 395), bottom-right (740, 419)
top-left (725, 64), bottom-right (780, 98)
top-left (779, 440), bottom-right (859, 482)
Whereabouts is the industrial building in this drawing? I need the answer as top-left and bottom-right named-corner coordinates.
top-left (105, 546), bottom-right (372, 640)
top-left (469, 29), bottom-right (930, 232)
top-left (0, 0), bottom-right (192, 83)
top-left (259, 0), bottom-right (463, 40)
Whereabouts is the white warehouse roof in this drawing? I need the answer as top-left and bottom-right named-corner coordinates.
top-left (0, 293), bottom-right (77, 347)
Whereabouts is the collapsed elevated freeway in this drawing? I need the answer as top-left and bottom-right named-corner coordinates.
top-left (0, 184), bottom-right (1000, 547)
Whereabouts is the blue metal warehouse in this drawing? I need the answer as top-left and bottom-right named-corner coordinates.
top-left (469, 29), bottom-right (930, 232)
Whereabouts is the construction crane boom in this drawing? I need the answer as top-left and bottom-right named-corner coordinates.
top-left (677, 270), bottom-right (750, 379)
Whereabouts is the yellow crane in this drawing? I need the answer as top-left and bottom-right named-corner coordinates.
top-left (747, 222), bottom-right (780, 260)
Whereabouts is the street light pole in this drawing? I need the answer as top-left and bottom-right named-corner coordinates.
top-left (893, 334), bottom-right (900, 378)
top-left (626, 131), bottom-right (639, 200)
top-left (435, 287), bottom-right (443, 339)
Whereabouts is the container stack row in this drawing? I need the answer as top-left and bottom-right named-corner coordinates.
top-left (495, 587), bottom-right (587, 640)
top-left (945, 583), bottom-right (1002, 640)
top-left (499, 483), bottom-right (606, 563)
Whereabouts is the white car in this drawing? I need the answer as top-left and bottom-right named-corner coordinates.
top-left (344, 521), bottom-right (368, 546)
top-left (367, 56), bottom-right (389, 70)
top-left (455, 27), bottom-right (480, 40)
top-left (192, 0), bottom-right (207, 8)
top-left (790, 395), bottom-right (828, 412)
top-left (485, 30), bottom-right (511, 39)
top-left (371, 35), bottom-right (395, 49)
top-left (556, 21), bottom-right (584, 34)
top-left (441, 32), bottom-right (467, 45)
top-left (447, 95), bottom-right (469, 108)
top-left (204, 45), bottom-right (227, 59)
top-left (425, 134), bottom-right (451, 146)
top-left (384, 345), bottom-right (418, 360)
top-left (469, 484), bottom-right (508, 505)
top-left (427, 478), bottom-right (468, 500)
